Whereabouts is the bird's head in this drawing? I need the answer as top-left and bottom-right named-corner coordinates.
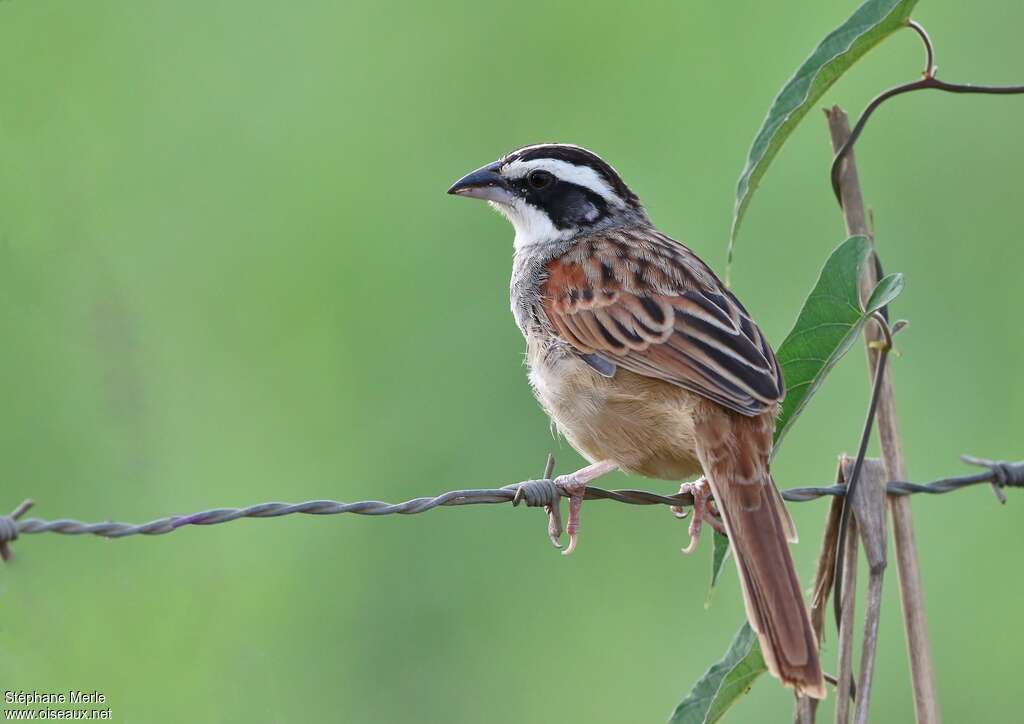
top-left (447, 143), bottom-right (647, 249)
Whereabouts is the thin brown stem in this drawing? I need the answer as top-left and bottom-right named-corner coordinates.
top-left (832, 318), bottom-right (891, 629)
top-left (835, 514), bottom-right (859, 724)
top-left (827, 106), bottom-right (942, 724)
top-left (811, 498), bottom-right (844, 643)
top-left (794, 494), bottom-right (845, 724)
top-left (838, 456), bottom-right (889, 724)
top-left (794, 695), bottom-right (816, 724)
top-left (855, 562), bottom-right (886, 724)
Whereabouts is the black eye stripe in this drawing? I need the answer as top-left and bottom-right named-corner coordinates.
top-left (513, 174), bottom-right (610, 230)
top-left (502, 144), bottom-right (641, 209)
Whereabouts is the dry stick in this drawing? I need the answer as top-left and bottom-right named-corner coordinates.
top-left (820, 303), bottom-right (894, 722)
top-left (793, 481), bottom-right (845, 724)
top-left (795, 453), bottom-right (890, 723)
top-left (827, 106), bottom-right (942, 724)
top-left (841, 456), bottom-right (889, 724)
top-left (809, 498), bottom-right (843, 645)
top-left (794, 696), bottom-right (815, 724)
top-left (835, 511), bottom-right (859, 724)
top-left (831, 314), bottom-right (892, 630)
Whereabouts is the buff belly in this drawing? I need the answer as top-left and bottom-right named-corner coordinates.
top-left (527, 344), bottom-right (704, 481)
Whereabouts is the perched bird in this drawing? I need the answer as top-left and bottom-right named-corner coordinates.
top-left (448, 143), bottom-right (825, 698)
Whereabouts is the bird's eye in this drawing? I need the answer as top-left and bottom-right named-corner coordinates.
top-left (527, 170), bottom-right (554, 189)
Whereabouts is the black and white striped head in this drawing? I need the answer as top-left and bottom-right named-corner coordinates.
top-left (448, 144), bottom-right (647, 248)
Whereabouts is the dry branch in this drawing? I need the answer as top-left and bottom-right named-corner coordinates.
top-left (827, 105), bottom-right (942, 724)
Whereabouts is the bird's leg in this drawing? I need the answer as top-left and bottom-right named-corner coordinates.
top-left (552, 460), bottom-right (618, 556)
top-left (672, 477), bottom-right (727, 554)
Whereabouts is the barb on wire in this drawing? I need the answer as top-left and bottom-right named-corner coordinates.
top-left (0, 499), bottom-right (34, 562)
top-left (0, 455), bottom-right (1019, 562)
top-left (784, 456), bottom-right (1023, 501)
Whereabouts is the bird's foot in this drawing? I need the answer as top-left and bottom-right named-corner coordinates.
top-left (550, 460), bottom-right (617, 556)
top-left (672, 477), bottom-right (726, 554)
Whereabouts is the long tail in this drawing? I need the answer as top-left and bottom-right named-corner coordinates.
top-left (696, 406), bottom-right (826, 699)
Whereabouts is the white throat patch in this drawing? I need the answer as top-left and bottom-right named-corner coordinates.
top-left (488, 198), bottom-right (571, 249)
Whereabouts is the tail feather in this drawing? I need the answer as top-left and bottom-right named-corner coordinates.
top-left (768, 477), bottom-right (799, 544)
top-left (696, 407), bottom-right (826, 699)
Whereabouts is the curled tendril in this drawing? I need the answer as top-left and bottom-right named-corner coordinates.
top-left (831, 20), bottom-right (1024, 206)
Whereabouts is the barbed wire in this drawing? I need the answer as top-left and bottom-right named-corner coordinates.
top-left (0, 454), bottom-right (1018, 562)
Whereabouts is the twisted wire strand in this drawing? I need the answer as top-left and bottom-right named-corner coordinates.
top-left (1, 456), bottom-right (1017, 548)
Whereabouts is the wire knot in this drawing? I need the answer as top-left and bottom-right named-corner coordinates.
top-left (511, 479), bottom-right (559, 508)
top-left (961, 455), bottom-right (1023, 504)
top-left (0, 516), bottom-right (17, 544)
top-left (990, 461), bottom-right (1024, 487)
top-left (0, 499), bottom-right (35, 563)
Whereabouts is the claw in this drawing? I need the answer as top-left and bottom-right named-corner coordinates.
top-left (675, 477), bottom-right (725, 554)
top-left (680, 523), bottom-right (702, 555)
top-left (546, 503), bottom-right (563, 548)
top-left (563, 532), bottom-right (578, 556)
top-left (546, 493), bottom-right (564, 548)
top-left (706, 511), bottom-right (727, 536)
top-left (562, 486), bottom-right (584, 556)
top-left (531, 460), bottom-right (616, 556)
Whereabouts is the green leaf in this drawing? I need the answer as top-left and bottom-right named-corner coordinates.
top-left (772, 236), bottom-right (904, 450)
top-left (668, 623), bottom-right (767, 724)
top-left (866, 271), bottom-right (904, 311)
top-left (729, 0), bottom-right (918, 259)
top-left (705, 530), bottom-right (731, 608)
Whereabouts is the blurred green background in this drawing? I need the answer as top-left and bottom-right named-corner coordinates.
top-left (0, 1), bottom-right (1021, 721)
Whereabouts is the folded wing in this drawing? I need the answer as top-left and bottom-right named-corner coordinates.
top-left (540, 230), bottom-right (784, 417)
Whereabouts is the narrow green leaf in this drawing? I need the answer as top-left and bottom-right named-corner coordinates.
top-left (772, 236), bottom-right (905, 450)
top-left (668, 623), bottom-right (767, 724)
top-left (729, 0), bottom-right (918, 257)
top-left (704, 530), bottom-right (731, 608)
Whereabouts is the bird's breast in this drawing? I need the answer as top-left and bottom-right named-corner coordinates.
top-left (524, 332), bottom-right (703, 481)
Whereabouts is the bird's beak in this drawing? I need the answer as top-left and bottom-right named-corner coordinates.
top-left (447, 161), bottom-right (514, 204)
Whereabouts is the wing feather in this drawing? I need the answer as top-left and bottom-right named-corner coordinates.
top-left (540, 230), bottom-right (783, 416)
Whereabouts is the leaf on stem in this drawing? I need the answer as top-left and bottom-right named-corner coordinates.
top-left (705, 530), bottom-right (731, 608)
top-left (729, 0), bottom-right (918, 261)
top-left (706, 236), bottom-right (903, 599)
top-left (773, 235), bottom-right (904, 451)
top-left (668, 623), bottom-right (767, 724)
